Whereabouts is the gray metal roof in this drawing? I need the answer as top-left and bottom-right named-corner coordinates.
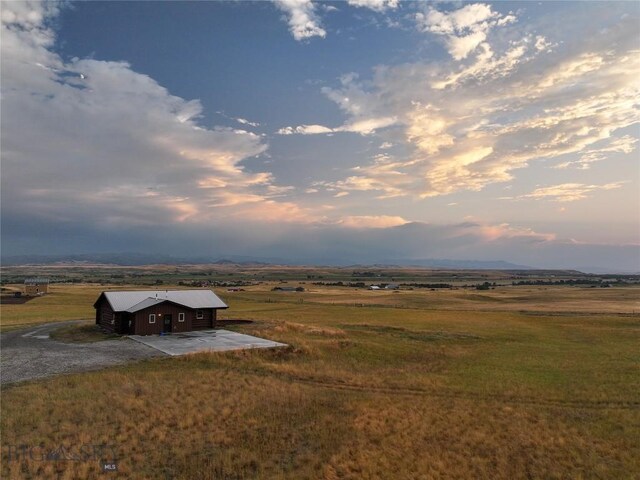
top-left (103, 290), bottom-right (228, 312)
top-left (125, 297), bottom-right (166, 313)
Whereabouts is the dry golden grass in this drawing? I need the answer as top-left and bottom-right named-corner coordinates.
top-left (1, 283), bottom-right (639, 479)
top-left (0, 284), bottom-right (105, 330)
top-left (235, 283), bottom-right (640, 314)
top-left (49, 323), bottom-right (121, 343)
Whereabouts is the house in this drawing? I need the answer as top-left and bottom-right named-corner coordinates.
top-left (368, 285), bottom-right (381, 290)
top-left (93, 290), bottom-right (228, 335)
top-left (24, 278), bottom-right (49, 295)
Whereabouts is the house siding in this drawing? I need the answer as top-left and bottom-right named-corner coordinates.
top-left (95, 298), bottom-right (117, 333)
top-left (131, 304), bottom-right (213, 335)
top-left (192, 308), bottom-right (215, 330)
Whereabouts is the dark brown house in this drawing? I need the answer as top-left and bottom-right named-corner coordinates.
top-left (94, 290), bottom-right (228, 335)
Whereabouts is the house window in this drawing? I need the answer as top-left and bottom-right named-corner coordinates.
top-left (178, 313), bottom-right (185, 322)
top-left (196, 310), bottom-right (203, 319)
top-left (149, 314), bottom-right (156, 324)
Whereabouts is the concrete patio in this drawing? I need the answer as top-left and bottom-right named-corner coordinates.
top-left (128, 329), bottom-right (287, 356)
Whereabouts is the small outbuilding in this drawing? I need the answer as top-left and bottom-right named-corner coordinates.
top-left (24, 278), bottom-right (49, 295)
top-left (94, 290), bottom-right (228, 335)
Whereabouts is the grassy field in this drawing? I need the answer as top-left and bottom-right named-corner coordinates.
top-left (1, 281), bottom-right (639, 479)
top-left (2, 281), bottom-right (639, 331)
top-left (0, 284), bottom-right (105, 330)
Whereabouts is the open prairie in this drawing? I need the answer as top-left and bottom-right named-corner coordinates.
top-left (1, 269), bottom-right (639, 479)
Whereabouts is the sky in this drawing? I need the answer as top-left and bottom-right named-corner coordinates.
top-left (1, 0), bottom-right (639, 271)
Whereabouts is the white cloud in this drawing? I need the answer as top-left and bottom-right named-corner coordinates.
top-left (552, 135), bottom-right (638, 170)
top-left (534, 35), bottom-right (553, 52)
top-left (347, 0), bottom-right (399, 12)
top-left (416, 3), bottom-right (515, 60)
top-left (446, 30), bottom-right (488, 61)
top-left (503, 182), bottom-right (626, 202)
top-left (432, 41), bottom-right (529, 90)
top-left (314, 152), bottom-right (411, 199)
top-left (274, 0), bottom-right (326, 41)
top-left (236, 117), bottom-right (260, 127)
top-left (277, 124), bottom-right (334, 135)
top-left (342, 116), bottom-right (398, 134)
top-left (277, 116), bottom-right (397, 135)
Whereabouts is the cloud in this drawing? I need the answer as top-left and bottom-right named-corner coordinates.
top-left (552, 135), bottom-right (638, 170)
top-left (338, 215), bottom-right (408, 228)
top-left (277, 124), bottom-right (335, 135)
top-left (347, 0), bottom-right (399, 12)
top-left (307, 7), bottom-right (639, 199)
top-left (277, 116), bottom-right (397, 136)
top-left (274, 0), bottom-right (326, 41)
top-left (458, 222), bottom-right (556, 242)
top-left (416, 3), bottom-right (515, 60)
top-left (236, 117), bottom-right (260, 127)
top-left (273, 0), bottom-right (398, 41)
top-left (314, 152), bottom-right (411, 199)
top-left (3, 1), bottom-right (638, 272)
top-left (1, 1), bottom-right (315, 230)
top-left (12, 215), bottom-right (634, 271)
top-left (503, 182), bottom-right (626, 202)
top-left (431, 40), bottom-right (529, 90)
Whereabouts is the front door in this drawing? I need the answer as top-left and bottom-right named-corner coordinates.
top-left (163, 314), bottom-right (172, 333)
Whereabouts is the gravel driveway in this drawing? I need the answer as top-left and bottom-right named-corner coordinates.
top-left (0, 321), bottom-right (164, 386)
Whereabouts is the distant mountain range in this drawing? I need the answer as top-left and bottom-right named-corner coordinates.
top-left (2, 252), bottom-right (533, 270)
top-left (378, 258), bottom-right (533, 270)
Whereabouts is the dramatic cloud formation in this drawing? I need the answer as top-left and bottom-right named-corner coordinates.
top-left (309, 3), bottom-right (639, 200)
top-left (2, 1), bottom-right (638, 271)
top-left (1, 1), bottom-right (313, 230)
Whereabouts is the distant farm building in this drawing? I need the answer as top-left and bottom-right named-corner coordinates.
top-left (385, 284), bottom-right (400, 290)
top-left (94, 290), bottom-right (228, 336)
top-left (272, 286), bottom-right (304, 292)
top-left (368, 285), bottom-right (381, 290)
top-left (24, 278), bottom-right (49, 295)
